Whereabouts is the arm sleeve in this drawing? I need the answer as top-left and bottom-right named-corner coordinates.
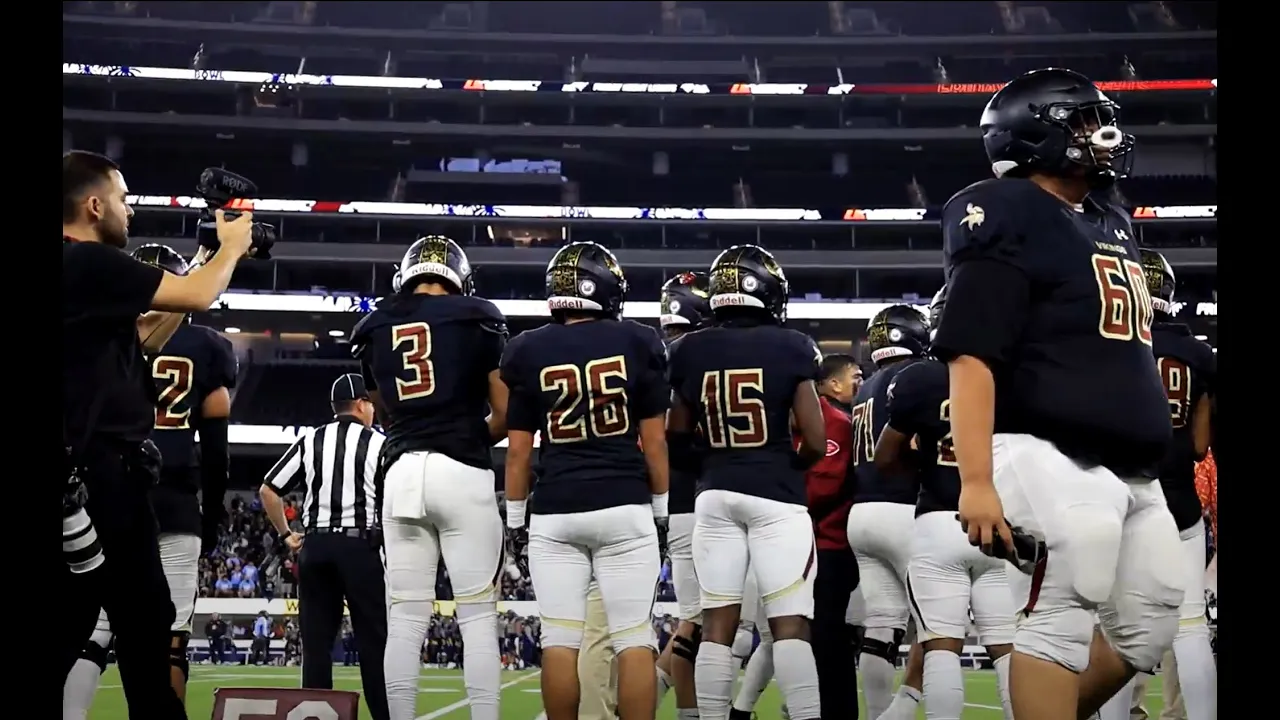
top-left (211, 336), bottom-right (239, 389)
top-left (198, 416), bottom-right (230, 513)
top-left (930, 259), bottom-right (1031, 366)
top-left (635, 329), bottom-right (671, 420)
top-left (500, 341), bottom-right (541, 433)
top-left (264, 433), bottom-right (307, 495)
top-left (64, 242), bottom-right (164, 318)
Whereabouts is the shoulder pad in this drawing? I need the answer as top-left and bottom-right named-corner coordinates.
top-left (942, 178), bottom-right (1034, 265)
top-left (350, 310), bottom-right (381, 346)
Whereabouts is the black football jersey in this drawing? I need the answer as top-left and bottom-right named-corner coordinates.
top-left (849, 359), bottom-right (921, 506)
top-left (149, 322), bottom-right (238, 533)
top-left (882, 359), bottom-right (960, 516)
top-left (668, 321), bottom-right (822, 506)
top-left (1152, 322), bottom-right (1216, 531)
top-left (501, 319), bottom-right (669, 515)
top-left (352, 294), bottom-right (507, 470)
top-left (666, 339), bottom-right (701, 516)
top-left (933, 178), bottom-right (1172, 474)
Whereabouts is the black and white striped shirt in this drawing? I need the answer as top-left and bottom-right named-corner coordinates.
top-left (264, 416), bottom-right (386, 530)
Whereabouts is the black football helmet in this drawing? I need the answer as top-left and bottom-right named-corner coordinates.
top-left (927, 285), bottom-right (948, 343)
top-left (708, 245), bottom-right (789, 323)
top-left (131, 243), bottom-right (189, 275)
top-left (659, 271), bottom-right (713, 332)
top-left (394, 235), bottom-right (474, 295)
top-left (866, 304), bottom-right (930, 366)
top-left (980, 68), bottom-right (1134, 190)
top-left (544, 241), bottom-right (628, 320)
top-left (1140, 248), bottom-right (1177, 316)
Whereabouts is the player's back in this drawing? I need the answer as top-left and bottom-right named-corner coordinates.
top-left (1152, 321), bottom-right (1216, 529)
top-left (149, 322), bottom-right (238, 531)
top-left (942, 178), bottom-right (1171, 471)
top-left (501, 318), bottom-right (668, 515)
top-left (669, 321), bottom-right (820, 506)
top-left (883, 358), bottom-right (959, 516)
top-left (850, 359), bottom-right (921, 506)
top-left (353, 293), bottom-right (506, 470)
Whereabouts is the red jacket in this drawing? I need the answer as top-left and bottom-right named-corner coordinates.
top-left (797, 396), bottom-right (854, 551)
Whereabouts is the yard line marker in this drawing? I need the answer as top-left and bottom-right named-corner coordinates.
top-left (415, 671), bottom-right (541, 720)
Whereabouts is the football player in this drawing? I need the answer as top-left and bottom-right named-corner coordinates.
top-left (351, 235), bottom-right (510, 720)
top-left (656, 271), bottom-right (715, 720)
top-left (63, 243), bottom-right (237, 720)
top-left (730, 354), bottom-right (862, 720)
top-left (501, 242), bottom-right (669, 720)
top-left (668, 245), bottom-right (827, 720)
top-left (845, 304), bottom-right (930, 720)
top-left (1143, 249), bottom-right (1217, 720)
top-left (932, 68), bottom-right (1182, 720)
top-left (875, 286), bottom-right (1015, 720)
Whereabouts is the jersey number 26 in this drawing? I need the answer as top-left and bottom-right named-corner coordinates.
top-left (540, 357), bottom-right (630, 443)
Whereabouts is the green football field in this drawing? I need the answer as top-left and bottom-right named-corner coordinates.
top-left (88, 664), bottom-right (1169, 719)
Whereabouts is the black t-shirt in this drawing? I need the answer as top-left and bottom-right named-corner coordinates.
top-left (352, 293), bottom-right (508, 471)
top-left (63, 239), bottom-right (164, 449)
top-left (850, 359), bottom-right (922, 506)
top-left (1152, 321), bottom-right (1217, 531)
top-left (931, 179), bottom-right (1172, 475)
top-left (501, 319), bottom-right (668, 515)
top-left (668, 321), bottom-right (822, 506)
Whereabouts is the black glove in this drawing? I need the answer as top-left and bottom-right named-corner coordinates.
top-left (655, 516), bottom-right (670, 563)
top-left (505, 525), bottom-right (529, 579)
top-left (995, 522), bottom-right (1046, 575)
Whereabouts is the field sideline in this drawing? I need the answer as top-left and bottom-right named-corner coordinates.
top-left (87, 664), bottom-right (1169, 719)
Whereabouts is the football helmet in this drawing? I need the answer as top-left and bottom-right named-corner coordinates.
top-left (544, 241), bottom-right (628, 320)
top-left (1140, 248), bottom-right (1177, 315)
top-left (980, 68), bottom-right (1134, 189)
top-left (131, 243), bottom-right (189, 275)
top-left (393, 235), bottom-right (474, 295)
top-left (659, 271), bottom-right (713, 331)
top-left (708, 245), bottom-right (789, 323)
top-left (927, 285), bottom-right (948, 343)
top-left (866, 304), bottom-right (930, 365)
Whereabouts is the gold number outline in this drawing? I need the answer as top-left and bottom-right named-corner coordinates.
top-left (937, 399), bottom-right (958, 467)
top-left (153, 355), bottom-right (195, 430)
top-left (699, 369), bottom-right (768, 449)
top-left (1091, 254), bottom-right (1154, 346)
top-left (539, 356), bottom-right (632, 444)
top-left (391, 322), bottom-right (435, 401)
top-left (1157, 357), bottom-right (1193, 429)
top-left (848, 398), bottom-right (876, 464)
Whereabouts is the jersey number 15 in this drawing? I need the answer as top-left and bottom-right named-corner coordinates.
top-left (700, 369), bottom-right (767, 448)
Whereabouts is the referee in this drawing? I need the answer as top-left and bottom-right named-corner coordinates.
top-left (62, 150), bottom-right (254, 719)
top-left (259, 373), bottom-right (390, 720)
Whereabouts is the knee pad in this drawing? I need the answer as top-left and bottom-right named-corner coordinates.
top-left (1177, 617), bottom-right (1210, 640)
top-left (80, 639), bottom-right (110, 674)
top-left (1104, 610), bottom-right (1179, 673)
top-left (731, 627), bottom-right (755, 658)
top-left (540, 621), bottom-right (584, 650)
top-left (672, 628), bottom-right (700, 664)
top-left (169, 632), bottom-right (191, 681)
top-left (1061, 505), bottom-right (1124, 604)
top-left (1013, 605), bottom-right (1095, 673)
top-left (860, 627), bottom-right (903, 664)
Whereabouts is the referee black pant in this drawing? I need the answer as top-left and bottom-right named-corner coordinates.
top-left (812, 547), bottom-right (861, 719)
top-left (61, 442), bottom-right (186, 719)
top-left (298, 529), bottom-right (390, 720)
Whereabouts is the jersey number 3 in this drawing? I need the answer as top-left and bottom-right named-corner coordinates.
top-left (392, 323), bottom-right (435, 401)
top-left (540, 357), bottom-right (630, 443)
top-left (1092, 254), bottom-right (1153, 345)
top-left (700, 369), bottom-right (767, 448)
top-left (152, 356), bottom-right (194, 430)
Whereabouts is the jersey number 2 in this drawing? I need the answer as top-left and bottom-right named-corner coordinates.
top-left (700, 369), bottom-right (767, 448)
top-left (392, 322), bottom-right (435, 401)
top-left (153, 356), bottom-right (194, 430)
top-left (937, 399), bottom-right (958, 467)
top-left (1092, 254), bottom-right (1153, 345)
top-left (540, 357), bottom-right (630, 443)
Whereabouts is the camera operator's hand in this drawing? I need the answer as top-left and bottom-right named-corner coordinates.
top-left (214, 209), bottom-right (255, 259)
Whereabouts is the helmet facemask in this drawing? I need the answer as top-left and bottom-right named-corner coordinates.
top-left (1042, 100), bottom-right (1135, 189)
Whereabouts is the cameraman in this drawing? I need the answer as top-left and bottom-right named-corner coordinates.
top-left (62, 150), bottom-right (255, 719)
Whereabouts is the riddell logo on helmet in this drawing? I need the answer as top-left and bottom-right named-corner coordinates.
top-left (213, 688), bottom-right (359, 720)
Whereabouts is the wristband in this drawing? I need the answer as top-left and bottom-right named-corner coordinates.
top-left (506, 499), bottom-right (527, 529)
top-left (651, 492), bottom-right (669, 520)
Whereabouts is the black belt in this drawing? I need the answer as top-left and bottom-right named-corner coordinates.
top-left (310, 527), bottom-right (379, 539)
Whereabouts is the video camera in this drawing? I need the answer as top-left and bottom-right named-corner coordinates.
top-left (194, 168), bottom-right (277, 259)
